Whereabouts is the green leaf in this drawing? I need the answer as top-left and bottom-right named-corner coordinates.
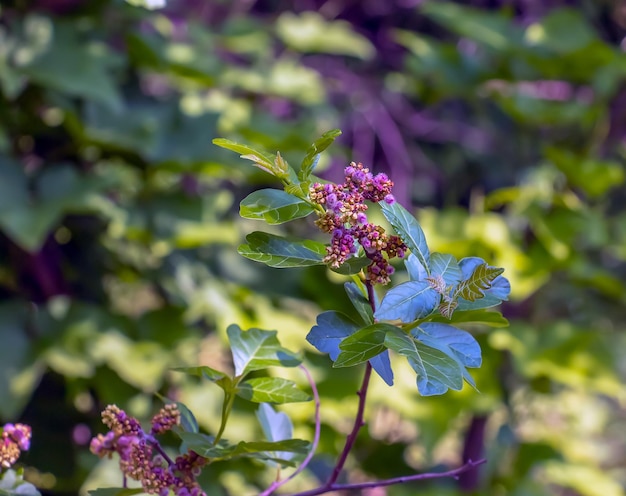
top-left (172, 365), bottom-right (228, 382)
top-left (212, 138), bottom-right (276, 175)
top-left (344, 282), bottom-right (374, 325)
top-left (428, 310), bottom-right (509, 328)
top-left (240, 189), bottom-right (314, 224)
top-left (238, 377), bottom-right (310, 403)
top-left (384, 329), bottom-right (463, 396)
top-left (175, 401), bottom-right (199, 433)
top-left (238, 232), bottom-right (327, 268)
top-left (334, 323), bottom-right (397, 368)
top-left (329, 255), bottom-right (372, 276)
top-left (178, 432), bottom-right (309, 461)
top-left (299, 129), bottom-right (342, 180)
top-left (456, 263), bottom-right (505, 302)
top-left (227, 325), bottom-right (301, 377)
top-left (380, 202), bottom-right (430, 273)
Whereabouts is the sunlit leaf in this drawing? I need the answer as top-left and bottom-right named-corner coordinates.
top-left (456, 260), bottom-right (505, 302)
top-left (429, 252), bottom-right (462, 287)
top-left (227, 325), bottom-right (301, 377)
top-left (237, 377), bottom-right (311, 403)
top-left (212, 138), bottom-right (276, 175)
top-left (429, 310), bottom-right (509, 328)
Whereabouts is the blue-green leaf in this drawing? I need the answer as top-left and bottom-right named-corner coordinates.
top-left (240, 189), bottom-right (314, 224)
top-left (375, 281), bottom-right (438, 322)
top-left (227, 325), bottom-right (301, 377)
top-left (413, 323), bottom-right (481, 368)
top-left (306, 311), bottom-right (359, 360)
top-left (256, 403), bottom-right (296, 464)
top-left (384, 329), bottom-right (464, 396)
top-left (175, 401), bottom-right (199, 433)
top-left (238, 232), bottom-right (327, 268)
top-left (238, 377), bottom-right (311, 403)
top-left (429, 252), bottom-right (462, 287)
top-left (380, 202), bottom-right (430, 273)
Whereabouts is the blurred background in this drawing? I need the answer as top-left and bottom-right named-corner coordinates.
top-left (1, 0), bottom-right (626, 494)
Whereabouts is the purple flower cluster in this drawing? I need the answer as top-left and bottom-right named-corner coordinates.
top-left (90, 405), bottom-right (206, 496)
top-left (0, 423), bottom-right (32, 469)
top-left (309, 162), bottom-right (406, 285)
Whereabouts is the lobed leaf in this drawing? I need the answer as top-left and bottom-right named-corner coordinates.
top-left (238, 231), bottom-right (327, 268)
top-left (227, 325), bottom-right (301, 377)
top-left (240, 189), bottom-right (314, 224)
top-left (375, 281), bottom-right (439, 322)
top-left (455, 257), bottom-right (511, 310)
top-left (456, 262), bottom-right (504, 302)
top-left (237, 377), bottom-right (311, 404)
top-left (380, 202), bottom-right (430, 273)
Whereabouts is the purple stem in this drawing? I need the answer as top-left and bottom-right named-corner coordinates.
top-left (259, 364), bottom-right (321, 496)
top-left (292, 458), bottom-right (487, 496)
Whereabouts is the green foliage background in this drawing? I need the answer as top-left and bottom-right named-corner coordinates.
top-left (1, 0), bottom-right (625, 495)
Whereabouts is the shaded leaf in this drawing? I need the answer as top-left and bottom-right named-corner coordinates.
top-left (306, 311), bottom-right (359, 360)
top-left (375, 281), bottom-right (439, 322)
top-left (240, 189), bottom-right (314, 224)
top-left (380, 202), bottom-right (430, 272)
top-left (405, 253), bottom-right (429, 281)
top-left (87, 490), bottom-right (143, 496)
top-left (238, 232), bottom-right (327, 268)
top-left (172, 365), bottom-right (227, 382)
top-left (227, 325), bottom-right (301, 377)
top-left (238, 377), bottom-right (311, 403)
top-left (369, 350), bottom-right (394, 386)
top-left (330, 255), bottom-right (372, 275)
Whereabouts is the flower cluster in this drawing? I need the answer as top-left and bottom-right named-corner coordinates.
top-left (0, 423), bottom-right (32, 469)
top-left (90, 405), bottom-right (206, 496)
top-left (309, 162), bottom-right (406, 284)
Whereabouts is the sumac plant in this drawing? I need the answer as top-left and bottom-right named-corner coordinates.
top-left (88, 130), bottom-right (510, 496)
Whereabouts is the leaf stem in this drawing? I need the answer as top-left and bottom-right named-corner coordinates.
top-left (214, 391), bottom-right (236, 445)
